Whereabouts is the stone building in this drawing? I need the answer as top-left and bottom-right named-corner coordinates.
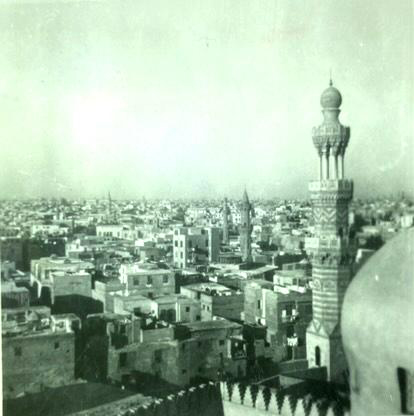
top-left (92, 278), bottom-right (124, 312)
top-left (118, 263), bottom-right (175, 297)
top-left (244, 280), bottom-right (312, 361)
top-left (173, 226), bottom-right (220, 268)
top-left (34, 270), bottom-right (92, 304)
top-left (150, 294), bottom-right (201, 323)
top-left (0, 237), bottom-right (24, 270)
top-left (31, 255), bottom-right (94, 283)
top-left (180, 282), bottom-right (244, 322)
top-left (1, 280), bottom-right (30, 308)
top-left (83, 313), bottom-right (245, 388)
top-left (2, 306), bottom-right (76, 399)
top-left (305, 81), bottom-right (354, 382)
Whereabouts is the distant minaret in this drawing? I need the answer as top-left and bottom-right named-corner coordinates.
top-left (107, 191), bottom-right (112, 220)
top-left (222, 198), bottom-right (230, 245)
top-left (239, 189), bottom-right (253, 263)
top-left (305, 79), bottom-right (354, 382)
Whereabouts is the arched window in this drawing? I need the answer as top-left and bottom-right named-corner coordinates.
top-left (315, 346), bottom-right (321, 366)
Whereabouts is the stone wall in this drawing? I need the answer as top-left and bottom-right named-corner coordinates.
top-left (2, 331), bottom-right (75, 399)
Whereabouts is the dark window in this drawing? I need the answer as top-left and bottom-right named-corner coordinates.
top-left (205, 239), bottom-right (208, 247)
top-left (120, 324), bottom-right (126, 335)
top-left (119, 353), bottom-right (127, 368)
top-left (182, 369), bottom-right (187, 374)
top-left (185, 307), bottom-right (190, 312)
top-left (285, 304), bottom-right (293, 315)
top-left (147, 276), bottom-right (153, 285)
top-left (174, 241), bottom-right (178, 247)
top-left (163, 275), bottom-right (169, 284)
top-left (154, 350), bottom-right (162, 363)
top-left (181, 343), bottom-right (186, 351)
top-left (133, 277), bottom-right (139, 286)
top-left (219, 339), bottom-right (225, 346)
top-left (189, 241), bottom-right (192, 248)
top-left (198, 341), bottom-right (202, 347)
top-left (14, 347), bottom-right (22, 357)
top-left (315, 346), bottom-right (321, 367)
top-left (54, 342), bottom-right (60, 349)
top-left (196, 315), bottom-right (201, 321)
top-left (397, 367), bottom-right (414, 414)
top-left (257, 300), bottom-right (261, 309)
top-left (286, 325), bottom-right (295, 337)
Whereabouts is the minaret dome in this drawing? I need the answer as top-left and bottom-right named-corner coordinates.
top-left (320, 84), bottom-right (342, 109)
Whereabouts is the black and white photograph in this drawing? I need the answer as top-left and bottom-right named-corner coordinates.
top-left (0, 1), bottom-right (413, 415)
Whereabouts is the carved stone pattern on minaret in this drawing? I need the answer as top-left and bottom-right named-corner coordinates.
top-left (312, 206), bottom-right (349, 226)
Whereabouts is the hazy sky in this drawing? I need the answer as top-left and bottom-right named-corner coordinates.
top-left (0, 0), bottom-right (413, 199)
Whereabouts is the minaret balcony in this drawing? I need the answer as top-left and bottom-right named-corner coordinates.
top-left (309, 180), bottom-right (353, 202)
top-left (309, 179), bottom-right (353, 192)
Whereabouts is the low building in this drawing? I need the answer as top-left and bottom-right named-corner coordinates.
top-left (31, 255), bottom-right (94, 284)
top-left (1, 280), bottom-right (30, 308)
top-left (180, 283), bottom-right (243, 322)
top-left (2, 306), bottom-right (76, 399)
top-left (45, 270), bottom-right (92, 304)
top-left (119, 263), bottom-right (175, 298)
top-left (112, 292), bottom-right (152, 315)
top-left (150, 295), bottom-right (201, 323)
top-left (244, 280), bottom-right (312, 362)
top-left (92, 279), bottom-right (125, 312)
top-left (83, 313), bottom-right (245, 387)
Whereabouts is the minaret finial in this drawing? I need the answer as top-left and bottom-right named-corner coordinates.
top-left (329, 68), bottom-right (333, 86)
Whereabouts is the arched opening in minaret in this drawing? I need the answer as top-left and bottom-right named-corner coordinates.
top-left (315, 346), bottom-right (321, 366)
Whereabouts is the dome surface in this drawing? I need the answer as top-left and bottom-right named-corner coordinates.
top-left (342, 228), bottom-right (414, 415)
top-left (320, 85), bottom-right (342, 109)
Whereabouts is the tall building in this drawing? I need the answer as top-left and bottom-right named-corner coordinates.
top-left (173, 226), bottom-right (220, 268)
top-left (239, 190), bottom-right (253, 263)
top-left (305, 80), bottom-right (354, 382)
top-left (222, 197), bottom-right (230, 245)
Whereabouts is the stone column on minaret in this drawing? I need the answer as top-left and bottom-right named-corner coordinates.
top-left (306, 80), bottom-right (353, 383)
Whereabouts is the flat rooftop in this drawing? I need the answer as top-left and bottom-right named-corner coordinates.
top-left (182, 319), bottom-right (241, 332)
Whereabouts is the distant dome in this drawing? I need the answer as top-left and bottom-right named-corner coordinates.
top-left (342, 229), bottom-right (414, 415)
top-left (320, 84), bottom-right (342, 109)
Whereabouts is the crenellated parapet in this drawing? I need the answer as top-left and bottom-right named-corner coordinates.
top-left (104, 381), bottom-right (349, 416)
top-left (220, 381), bottom-right (349, 416)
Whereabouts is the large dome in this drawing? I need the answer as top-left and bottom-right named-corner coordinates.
top-left (342, 228), bottom-right (414, 415)
top-left (320, 84), bottom-right (342, 109)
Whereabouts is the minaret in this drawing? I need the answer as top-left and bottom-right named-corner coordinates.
top-left (240, 189), bottom-right (253, 263)
top-left (222, 198), bottom-right (230, 245)
top-left (305, 80), bottom-right (354, 382)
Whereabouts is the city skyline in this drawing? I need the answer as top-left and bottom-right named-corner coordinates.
top-left (1, 0), bottom-right (412, 200)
